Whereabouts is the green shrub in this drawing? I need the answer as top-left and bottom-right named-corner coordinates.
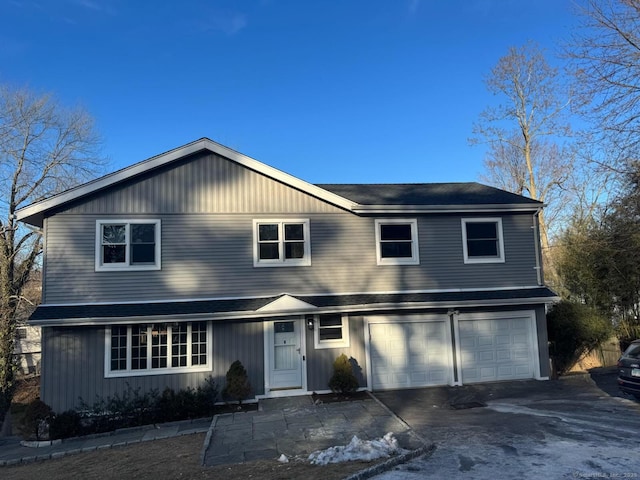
top-left (222, 360), bottom-right (252, 404)
top-left (78, 383), bottom-right (158, 432)
top-left (328, 354), bottom-right (359, 394)
top-left (547, 300), bottom-right (613, 375)
top-left (616, 320), bottom-right (640, 351)
top-left (20, 399), bottom-right (52, 440)
top-left (49, 410), bottom-right (84, 439)
top-left (75, 376), bottom-right (218, 436)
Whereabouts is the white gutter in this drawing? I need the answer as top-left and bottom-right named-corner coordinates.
top-left (352, 204), bottom-right (542, 214)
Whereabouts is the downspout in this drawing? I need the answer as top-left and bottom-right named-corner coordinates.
top-left (532, 208), bottom-right (543, 286)
top-left (447, 309), bottom-right (460, 385)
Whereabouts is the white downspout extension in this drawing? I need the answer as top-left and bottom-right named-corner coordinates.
top-left (532, 208), bottom-right (543, 286)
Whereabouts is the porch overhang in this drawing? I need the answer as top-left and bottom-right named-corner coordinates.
top-left (28, 287), bottom-right (559, 327)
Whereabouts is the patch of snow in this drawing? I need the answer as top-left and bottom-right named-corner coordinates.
top-left (308, 432), bottom-right (406, 465)
top-left (277, 453), bottom-right (289, 463)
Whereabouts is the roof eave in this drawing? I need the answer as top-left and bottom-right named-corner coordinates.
top-left (352, 203), bottom-right (544, 214)
top-left (28, 294), bottom-right (559, 327)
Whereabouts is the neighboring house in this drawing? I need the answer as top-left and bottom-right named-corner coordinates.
top-left (15, 325), bottom-right (41, 375)
top-left (16, 138), bottom-right (557, 412)
top-left (14, 273), bottom-right (42, 376)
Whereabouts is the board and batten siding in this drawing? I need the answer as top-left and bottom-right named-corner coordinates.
top-left (305, 316), bottom-right (367, 391)
top-left (58, 152), bottom-right (345, 215)
top-left (43, 211), bottom-right (540, 304)
top-left (40, 321), bottom-right (264, 413)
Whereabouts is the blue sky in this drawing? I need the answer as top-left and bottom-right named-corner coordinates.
top-left (1, 0), bottom-right (577, 184)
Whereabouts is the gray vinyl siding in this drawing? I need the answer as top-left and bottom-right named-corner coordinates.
top-left (43, 150), bottom-right (541, 304)
top-left (43, 212), bottom-right (539, 304)
top-left (58, 152), bottom-right (344, 215)
top-left (305, 316), bottom-right (367, 391)
top-left (40, 321), bottom-right (264, 413)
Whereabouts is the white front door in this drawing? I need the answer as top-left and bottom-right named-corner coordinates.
top-left (268, 318), bottom-right (304, 391)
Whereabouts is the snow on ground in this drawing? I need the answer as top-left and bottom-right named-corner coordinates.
top-left (374, 437), bottom-right (640, 480)
top-left (308, 432), bottom-right (407, 465)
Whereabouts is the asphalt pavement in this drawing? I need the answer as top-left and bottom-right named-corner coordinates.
top-left (2, 368), bottom-right (638, 480)
top-left (372, 369), bottom-right (640, 479)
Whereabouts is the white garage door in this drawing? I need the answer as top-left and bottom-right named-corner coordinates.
top-left (458, 314), bottom-right (535, 383)
top-left (370, 320), bottom-right (450, 390)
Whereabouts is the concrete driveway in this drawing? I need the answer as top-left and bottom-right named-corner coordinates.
top-left (372, 369), bottom-right (640, 479)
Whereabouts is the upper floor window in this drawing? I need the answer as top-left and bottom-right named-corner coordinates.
top-left (375, 219), bottom-right (419, 265)
top-left (253, 219), bottom-right (311, 267)
top-left (96, 219), bottom-right (161, 271)
top-left (314, 313), bottom-right (350, 349)
top-left (461, 218), bottom-right (505, 263)
top-left (106, 321), bottom-right (211, 377)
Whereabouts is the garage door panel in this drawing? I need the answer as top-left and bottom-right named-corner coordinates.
top-left (370, 320), bottom-right (450, 390)
top-left (512, 333), bottom-right (528, 344)
top-left (478, 350), bottom-right (495, 362)
top-left (459, 314), bottom-right (535, 383)
top-left (494, 321), bottom-right (510, 332)
top-left (496, 349), bottom-right (512, 361)
top-left (511, 318), bottom-right (529, 329)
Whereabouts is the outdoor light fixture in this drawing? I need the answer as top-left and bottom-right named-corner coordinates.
top-left (306, 315), bottom-right (314, 330)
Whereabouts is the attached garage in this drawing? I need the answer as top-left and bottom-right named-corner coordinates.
top-left (368, 315), bottom-right (452, 390)
top-left (457, 312), bottom-right (537, 383)
top-left (367, 310), bottom-right (540, 390)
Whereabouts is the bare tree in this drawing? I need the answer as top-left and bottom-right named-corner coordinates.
top-left (568, 0), bottom-right (640, 171)
top-left (470, 41), bottom-right (572, 257)
top-left (0, 84), bottom-right (104, 433)
top-left (481, 136), bottom-right (574, 242)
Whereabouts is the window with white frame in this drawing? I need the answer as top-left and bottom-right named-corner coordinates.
top-left (96, 220), bottom-right (161, 271)
top-left (314, 313), bottom-right (350, 349)
top-left (461, 218), bottom-right (505, 263)
top-left (106, 322), bottom-right (211, 377)
top-left (253, 219), bottom-right (311, 267)
top-left (375, 219), bottom-right (419, 265)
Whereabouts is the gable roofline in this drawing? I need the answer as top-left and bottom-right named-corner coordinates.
top-left (15, 138), bottom-right (356, 227)
top-left (16, 138), bottom-right (545, 227)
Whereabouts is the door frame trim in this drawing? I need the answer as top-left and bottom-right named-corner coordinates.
top-left (263, 316), bottom-right (308, 397)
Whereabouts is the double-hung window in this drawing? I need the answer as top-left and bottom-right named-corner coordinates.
top-left (461, 218), bottom-right (505, 263)
top-left (96, 219), bottom-right (161, 271)
top-left (375, 219), bottom-right (419, 265)
top-left (314, 314), bottom-right (350, 349)
top-left (106, 321), bottom-right (211, 377)
top-left (253, 219), bottom-right (311, 267)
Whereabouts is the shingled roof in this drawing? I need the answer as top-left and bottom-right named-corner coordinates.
top-left (17, 138), bottom-right (543, 227)
top-left (28, 287), bottom-right (557, 326)
top-left (317, 183), bottom-right (542, 207)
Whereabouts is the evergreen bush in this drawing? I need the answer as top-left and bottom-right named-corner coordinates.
top-left (20, 398), bottom-right (52, 440)
top-left (222, 360), bottom-right (252, 404)
top-left (547, 300), bottom-right (612, 375)
top-left (49, 410), bottom-right (84, 439)
top-left (71, 376), bottom-right (219, 438)
top-left (328, 354), bottom-right (359, 394)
